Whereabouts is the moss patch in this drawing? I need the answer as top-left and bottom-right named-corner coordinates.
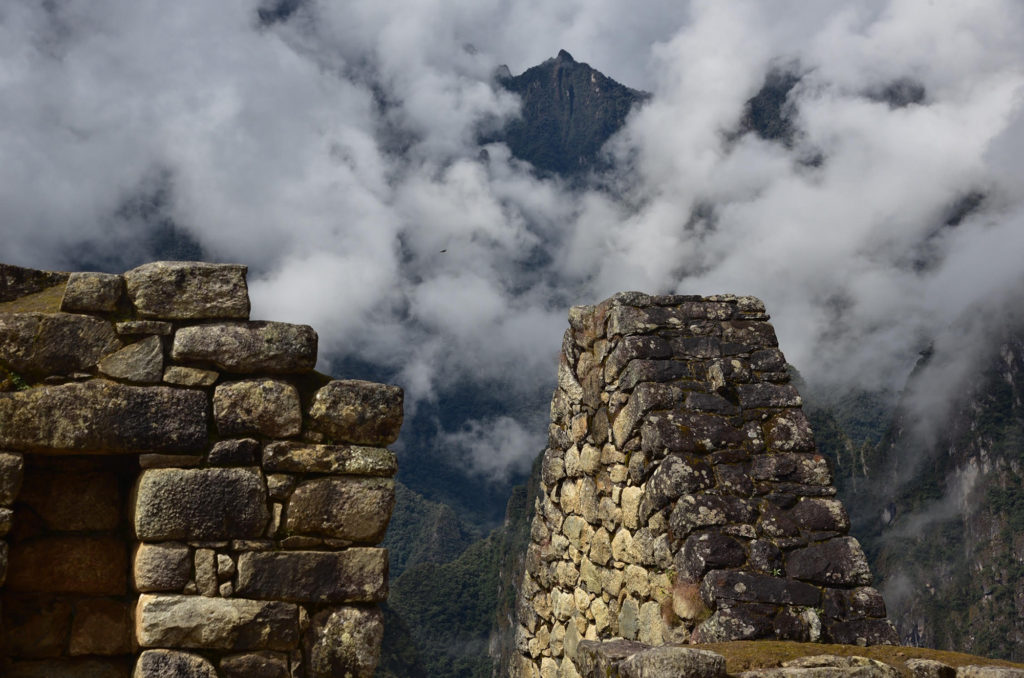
top-left (0, 283), bottom-right (66, 314)
top-left (693, 641), bottom-right (1024, 676)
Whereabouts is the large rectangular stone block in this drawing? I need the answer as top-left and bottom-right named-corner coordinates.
top-left (285, 477), bottom-right (394, 543)
top-left (135, 594), bottom-right (299, 651)
top-left (213, 380), bottom-right (302, 438)
top-left (262, 442), bottom-right (396, 476)
top-left (307, 380), bottom-right (403, 446)
top-left (124, 262), bottom-right (250, 320)
top-left (0, 381), bottom-right (208, 453)
top-left (0, 312), bottom-right (121, 378)
top-left (172, 322), bottom-right (317, 374)
top-left (235, 549), bottom-right (387, 603)
top-left (134, 468), bottom-right (269, 541)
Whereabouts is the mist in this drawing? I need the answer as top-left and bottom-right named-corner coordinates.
top-left (2, 0), bottom-right (1024, 480)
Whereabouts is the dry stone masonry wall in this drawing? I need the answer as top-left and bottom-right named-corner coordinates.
top-left (0, 261), bottom-right (403, 678)
top-left (513, 292), bottom-right (897, 678)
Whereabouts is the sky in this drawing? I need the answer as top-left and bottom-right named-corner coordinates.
top-left (2, 0), bottom-right (1024, 480)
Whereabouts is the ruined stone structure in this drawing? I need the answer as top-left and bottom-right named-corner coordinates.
top-left (513, 292), bottom-right (898, 678)
top-left (0, 262), bottom-right (402, 678)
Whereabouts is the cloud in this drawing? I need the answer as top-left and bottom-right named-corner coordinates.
top-left (3, 0), bottom-right (1024, 482)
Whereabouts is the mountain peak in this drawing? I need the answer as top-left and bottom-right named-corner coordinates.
top-left (555, 49), bottom-right (574, 63)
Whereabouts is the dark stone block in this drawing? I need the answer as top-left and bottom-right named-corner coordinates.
top-left (616, 359), bottom-right (692, 392)
top-left (641, 410), bottom-right (745, 457)
top-left (716, 463), bottom-right (753, 496)
top-left (172, 322), bottom-right (317, 374)
top-left (208, 439), bottom-right (260, 466)
top-left (676, 532), bottom-right (747, 580)
top-left (736, 383), bottom-right (801, 409)
top-left (669, 494), bottom-right (756, 543)
top-left (751, 453), bottom-right (832, 486)
top-left (604, 335), bottom-right (672, 382)
top-left (236, 549), bottom-right (387, 603)
top-left (748, 540), bottom-right (783, 574)
top-left (786, 537), bottom-right (873, 586)
top-left (0, 312), bottom-right (121, 379)
top-left (764, 411), bottom-right (816, 452)
top-left (575, 639), bottom-right (647, 678)
top-left (823, 586), bottom-right (888, 620)
top-left (639, 455), bottom-right (714, 521)
top-left (668, 336), bottom-right (721, 359)
top-left (691, 604), bottom-right (775, 642)
top-left (773, 606), bottom-right (818, 642)
top-left (701, 570), bottom-right (820, 607)
top-left (722, 320), bottom-right (779, 348)
top-left (685, 392), bottom-right (740, 415)
top-left (790, 498), bottom-right (849, 532)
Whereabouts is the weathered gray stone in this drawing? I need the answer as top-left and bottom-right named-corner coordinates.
top-left (575, 639), bottom-right (646, 677)
top-left (285, 477), bottom-right (394, 542)
top-left (957, 669), bottom-right (1024, 678)
top-left (59, 272), bottom-right (124, 313)
top-left (116, 320), bottom-right (172, 336)
top-left (751, 453), bottom-right (832, 486)
top-left (134, 467), bottom-right (270, 541)
top-left (163, 365), bottom-right (219, 386)
top-left (676, 532), bottom-right (747, 580)
top-left (736, 383), bottom-right (801, 408)
top-left (262, 441), bottom-right (397, 476)
top-left (824, 618), bottom-right (899, 646)
top-left (0, 263), bottom-right (68, 302)
top-left (99, 336), bottom-right (164, 383)
top-left (220, 652), bottom-right (290, 678)
top-left (692, 606), bottom-right (774, 643)
top-left (619, 646), bottom-right (726, 678)
top-left (308, 379), bottom-right (404, 445)
top-left (236, 549), bottom-right (387, 603)
top-left (133, 542), bottom-right (191, 592)
top-left (0, 381), bottom-right (208, 452)
top-left (0, 450), bottom-right (25, 504)
top-left (639, 455), bottom-right (714, 521)
top-left (136, 594), bottom-right (299, 650)
top-left (214, 379), bottom-right (302, 438)
top-left (739, 654), bottom-right (902, 678)
top-left (172, 322), bottom-right (317, 374)
top-left (208, 438), bottom-right (260, 466)
top-left (306, 606), bottom-right (384, 678)
top-left (786, 537), bottom-right (872, 586)
top-left (668, 493), bottom-right (755, 542)
top-left (0, 312), bottom-right (121, 378)
top-left (640, 410), bottom-right (747, 457)
top-left (905, 659), bottom-right (955, 678)
top-left (125, 262), bottom-right (250, 320)
top-left (134, 649), bottom-right (218, 677)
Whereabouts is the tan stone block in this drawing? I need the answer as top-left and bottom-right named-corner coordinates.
top-left (579, 445), bottom-right (600, 474)
top-left (589, 528), bottom-right (611, 566)
top-left (195, 549), bottom-right (217, 597)
top-left (285, 477), bottom-right (394, 543)
top-left (133, 542), bottom-right (190, 593)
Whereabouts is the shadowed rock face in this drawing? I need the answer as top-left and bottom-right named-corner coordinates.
top-left (0, 260), bottom-right (403, 678)
top-left (511, 292), bottom-right (897, 678)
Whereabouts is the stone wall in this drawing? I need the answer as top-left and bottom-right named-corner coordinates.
top-left (0, 261), bottom-right (402, 678)
top-left (512, 292), bottom-right (897, 678)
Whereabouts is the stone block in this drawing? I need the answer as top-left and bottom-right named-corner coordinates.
top-left (668, 494), bottom-right (755, 543)
top-left (957, 669), bottom-right (1024, 678)
top-left (751, 453), bottom-right (832, 486)
top-left (61, 272), bottom-right (125, 312)
top-left (172, 322), bottom-right (317, 374)
top-left (307, 379), bottom-right (404, 445)
top-left (764, 410), bottom-right (817, 452)
top-left (619, 646), bottom-right (726, 678)
top-left (115, 320), bottom-right (172, 336)
top-left (5, 536), bottom-right (127, 595)
top-left (612, 383), bottom-right (686, 448)
top-left (195, 548), bottom-right (218, 597)
top-left (133, 542), bottom-right (191, 592)
top-left (0, 381), bottom-right (208, 453)
top-left (98, 336), bottom-right (164, 383)
top-left (605, 335), bottom-right (673, 382)
top-left (701, 570), bottom-right (820, 607)
top-left (0, 312), bottom-right (121, 378)
top-left (906, 659), bottom-right (956, 678)
top-left (305, 606), bottom-right (384, 678)
top-left (676, 532), bottom-right (747, 580)
top-left (220, 652), bottom-right (290, 678)
top-left (163, 365), bottom-right (218, 386)
top-left (209, 438), bottom-right (260, 466)
top-left (134, 467), bottom-right (270, 541)
top-left (0, 506), bottom-right (12, 535)
top-left (575, 639), bottom-right (647, 677)
top-left (692, 605), bottom-right (774, 643)
top-left (786, 537), bottom-right (873, 587)
top-left (736, 383), bottom-right (801, 409)
top-left (235, 549), bottom-right (387, 603)
top-left (134, 649), bottom-right (217, 678)
top-left (135, 594), bottom-right (299, 650)
top-left (285, 477), bottom-right (394, 542)
top-left (825, 617), bottom-right (899, 646)
top-left (214, 379), bottom-right (302, 438)
top-left (0, 263), bottom-right (68, 302)
top-left (69, 598), bottom-right (132, 655)
top-left (640, 410), bottom-right (747, 457)
top-left (125, 262), bottom-right (249, 320)
top-left (791, 498), bottom-right (850, 532)
top-left (0, 450), bottom-right (25, 504)
top-left (638, 454), bottom-right (714, 521)
top-left (262, 441), bottom-right (397, 476)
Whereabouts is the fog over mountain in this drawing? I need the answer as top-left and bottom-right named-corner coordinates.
top-left (3, 0), bottom-right (1024, 483)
